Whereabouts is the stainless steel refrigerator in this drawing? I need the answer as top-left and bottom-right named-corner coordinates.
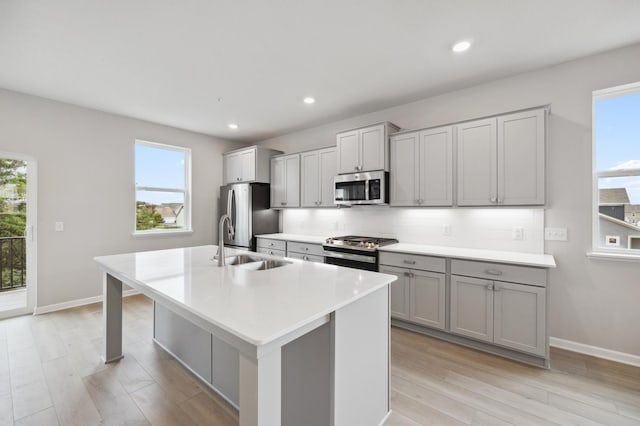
top-left (219, 182), bottom-right (279, 251)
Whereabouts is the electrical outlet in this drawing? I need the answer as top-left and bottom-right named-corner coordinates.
top-left (512, 227), bottom-right (524, 240)
top-left (545, 227), bottom-right (568, 241)
top-left (55, 222), bottom-right (64, 232)
top-left (442, 224), bottom-right (451, 236)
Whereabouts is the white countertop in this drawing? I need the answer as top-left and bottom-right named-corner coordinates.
top-left (95, 245), bottom-right (395, 347)
top-left (255, 233), bottom-right (556, 268)
top-left (379, 243), bottom-right (556, 268)
top-left (257, 233), bottom-right (327, 244)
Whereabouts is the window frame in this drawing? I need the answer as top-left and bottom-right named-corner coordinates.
top-left (134, 139), bottom-right (192, 235)
top-left (591, 82), bottom-right (640, 258)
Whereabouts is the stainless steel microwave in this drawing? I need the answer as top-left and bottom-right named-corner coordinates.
top-left (334, 171), bottom-right (388, 205)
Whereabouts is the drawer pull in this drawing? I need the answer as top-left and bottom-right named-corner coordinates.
top-left (269, 243), bottom-right (274, 247)
top-left (304, 247), bottom-right (308, 251)
top-left (486, 284), bottom-right (494, 291)
top-left (485, 269), bottom-right (503, 276)
top-left (403, 260), bottom-right (416, 265)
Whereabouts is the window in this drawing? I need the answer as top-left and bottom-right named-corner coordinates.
top-left (593, 82), bottom-right (640, 254)
top-left (135, 140), bottom-right (191, 233)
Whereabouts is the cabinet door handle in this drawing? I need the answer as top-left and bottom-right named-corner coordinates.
top-left (403, 260), bottom-right (416, 265)
top-left (304, 247), bottom-right (308, 251)
top-left (281, 202), bottom-right (286, 206)
top-left (269, 242), bottom-right (274, 246)
top-left (486, 284), bottom-right (494, 291)
top-left (497, 198), bottom-right (503, 204)
top-left (485, 269), bottom-right (503, 276)
top-left (490, 197), bottom-right (496, 203)
top-left (403, 272), bottom-right (414, 278)
top-left (303, 255), bottom-right (309, 261)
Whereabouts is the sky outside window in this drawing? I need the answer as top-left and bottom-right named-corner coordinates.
top-left (595, 92), bottom-right (640, 204)
top-left (135, 144), bottom-right (186, 204)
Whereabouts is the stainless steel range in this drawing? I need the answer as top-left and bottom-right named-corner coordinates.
top-left (323, 235), bottom-right (398, 271)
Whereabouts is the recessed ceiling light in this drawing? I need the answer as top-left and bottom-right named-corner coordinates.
top-left (303, 97), bottom-right (316, 105)
top-left (452, 40), bottom-right (472, 53)
top-left (228, 123), bottom-right (238, 130)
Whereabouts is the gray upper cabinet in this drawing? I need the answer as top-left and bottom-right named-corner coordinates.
top-left (497, 109), bottom-right (546, 205)
top-left (271, 154), bottom-right (300, 208)
top-left (457, 108), bottom-right (545, 206)
top-left (390, 126), bottom-right (453, 206)
top-left (337, 122), bottom-right (399, 174)
top-left (223, 146), bottom-right (282, 184)
top-left (301, 147), bottom-right (337, 208)
top-left (456, 118), bottom-right (498, 206)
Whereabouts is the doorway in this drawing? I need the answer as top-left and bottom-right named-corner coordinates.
top-left (0, 153), bottom-right (36, 318)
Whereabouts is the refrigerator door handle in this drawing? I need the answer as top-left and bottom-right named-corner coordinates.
top-left (227, 188), bottom-right (236, 240)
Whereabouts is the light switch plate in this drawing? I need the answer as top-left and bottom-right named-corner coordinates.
top-left (55, 222), bottom-right (64, 232)
top-left (545, 227), bottom-right (567, 241)
top-left (512, 227), bottom-right (524, 240)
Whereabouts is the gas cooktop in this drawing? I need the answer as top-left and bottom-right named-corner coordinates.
top-left (323, 235), bottom-right (399, 251)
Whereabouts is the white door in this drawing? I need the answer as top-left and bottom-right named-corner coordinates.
top-left (456, 118), bottom-right (497, 206)
top-left (360, 124), bottom-right (386, 171)
top-left (419, 126), bottom-right (453, 206)
top-left (337, 130), bottom-right (360, 174)
top-left (380, 266), bottom-right (410, 320)
top-left (450, 275), bottom-right (494, 343)
top-left (318, 147), bottom-right (337, 207)
top-left (497, 109), bottom-right (545, 205)
top-left (284, 154), bottom-right (300, 207)
top-left (410, 271), bottom-right (446, 330)
top-left (493, 281), bottom-right (546, 356)
top-left (0, 154), bottom-right (36, 318)
top-left (301, 151), bottom-right (319, 207)
top-left (390, 132), bottom-right (418, 206)
top-left (270, 157), bottom-right (285, 207)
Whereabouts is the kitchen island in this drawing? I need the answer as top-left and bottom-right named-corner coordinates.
top-left (95, 245), bottom-right (396, 426)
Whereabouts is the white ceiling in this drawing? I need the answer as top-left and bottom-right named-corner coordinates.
top-left (2, 1), bottom-right (640, 142)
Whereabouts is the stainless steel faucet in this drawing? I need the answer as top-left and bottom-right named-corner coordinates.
top-left (216, 214), bottom-right (234, 266)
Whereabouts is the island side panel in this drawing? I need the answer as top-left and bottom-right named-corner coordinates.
top-left (239, 347), bottom-right (282, 426)
top-left (332, 286), bottom-right (390, 425)
top-left (103, 273), bottom-right (124, 363)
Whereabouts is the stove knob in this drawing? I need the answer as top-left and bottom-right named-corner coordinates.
top-left (326, 238), bottom-right (333, 244)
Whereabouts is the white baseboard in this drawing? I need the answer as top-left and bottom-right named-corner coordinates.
top-left (33, 289), bottom-right (140, 315)
top-left (550, 337), bottom-right (640, 368)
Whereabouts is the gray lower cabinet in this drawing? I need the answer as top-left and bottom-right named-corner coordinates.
top-left (380, 253), bottom-right (446, 330)
top-left (153, 303), bottom-right (239, 407)
top-left (450, 259), bottom-right (547, 357)
top-left (286, 241), bottom-right (324, 263)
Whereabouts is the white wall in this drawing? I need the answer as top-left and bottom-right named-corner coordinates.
top-left (258, 43), bottom-right (640, 357)
top-left (0, 89), bottom-right (245, 308)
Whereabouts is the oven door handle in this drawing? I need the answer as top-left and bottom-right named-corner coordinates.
top-left (323, 250), bottom-right (377, 264)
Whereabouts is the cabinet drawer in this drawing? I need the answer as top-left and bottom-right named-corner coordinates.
top-left (287, 241), bottom-right (324, 256)
top-left (451, 259), bottom-right (546, 287)
top-left (256, 238), bottom-right (286, 251)
top-left (379, 252), bottom-right (445, 273)
top-left (257, 247), bottom-right (286, 257)
top-left (287, 252), bottom-right (324, 263)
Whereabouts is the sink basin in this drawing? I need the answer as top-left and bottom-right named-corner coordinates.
top-left (224, 255), bottom-right (263, 265)
top-left (237, 259), bottom-right (292, 271)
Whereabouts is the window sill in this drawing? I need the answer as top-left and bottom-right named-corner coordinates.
top-left (586, 251), bottom-right (640, 262)
top-left (133, 229), bottom-right (194, 238)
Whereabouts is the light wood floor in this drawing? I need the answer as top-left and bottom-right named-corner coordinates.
top-left (0, 295), bottom-right (638, 425)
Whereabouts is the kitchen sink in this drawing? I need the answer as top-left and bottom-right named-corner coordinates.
top-left (224, 255), bottom-right (263, 265)
top-left (237, 259), bottom-right (291, 271)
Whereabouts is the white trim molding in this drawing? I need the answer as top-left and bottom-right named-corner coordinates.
top-left (550, 337), bottom-right (640, 368)
top-left (33, 289), bottom-right (140, 315)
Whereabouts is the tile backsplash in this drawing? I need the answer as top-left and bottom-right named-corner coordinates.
top-left (282, 207), bottom-right (545, 253)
